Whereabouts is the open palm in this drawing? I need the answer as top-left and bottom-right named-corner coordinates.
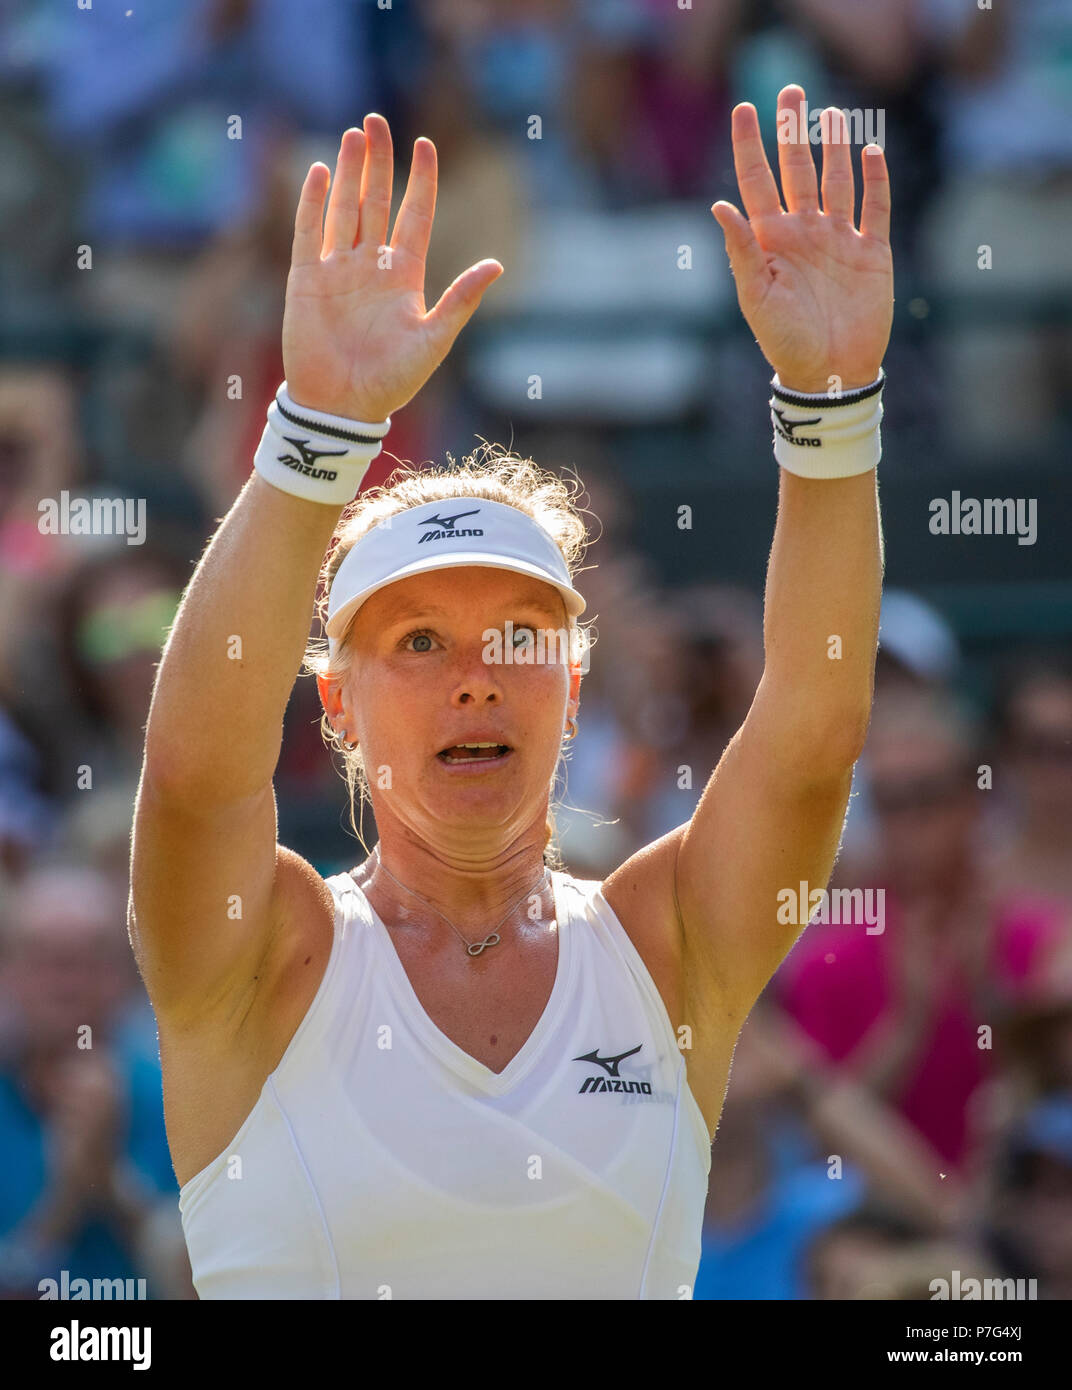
top-left (283, 115), bottom-right (503, 422)
top-left (712, 86), bottom-right (893, 395)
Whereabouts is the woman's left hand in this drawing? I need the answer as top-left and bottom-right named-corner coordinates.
top-left (712, 84), bottom-right (894, 394)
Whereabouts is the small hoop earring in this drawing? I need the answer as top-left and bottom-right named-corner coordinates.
top-left (334, 725), bottom-right (358, 753)
top-left (564, 715), bottom-right (578, 741)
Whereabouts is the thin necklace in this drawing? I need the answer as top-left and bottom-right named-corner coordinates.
top-left (368, 845), bottom-right (552, 957)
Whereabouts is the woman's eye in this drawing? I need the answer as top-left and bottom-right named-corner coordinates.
top-left (401, 628), bottom-right (438, 653)
top-left (400, 623), bottom-right (539, 654)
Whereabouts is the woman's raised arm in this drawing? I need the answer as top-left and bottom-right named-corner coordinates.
top-left (130, 116), bottom-right (502, 1017)
top-left (143, 116), bottom-right (501, 797)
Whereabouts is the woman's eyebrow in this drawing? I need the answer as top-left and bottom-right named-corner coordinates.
top-left (383, 596), bottom-right (562, 625)
top-left (382, 601), bottom-right (451, 624)
top-left (516, 597), bottom-right (564, 621)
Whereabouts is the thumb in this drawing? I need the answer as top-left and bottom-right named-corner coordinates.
top-left (423, 259), bottom-right (504, 355)
top-left (711, 202), bottom-right (771, 296)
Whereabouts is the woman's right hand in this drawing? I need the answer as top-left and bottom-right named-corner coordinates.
top-left (281, 114), bottom-right (504, 422)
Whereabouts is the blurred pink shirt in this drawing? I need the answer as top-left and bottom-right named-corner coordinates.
top-left (775, 888), bottom-right (1065, 1169)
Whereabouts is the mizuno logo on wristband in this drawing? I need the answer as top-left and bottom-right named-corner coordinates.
top-left (278, 435), bottom-right (349, 480)
top-left (773, 409), bottom-right (823, 445)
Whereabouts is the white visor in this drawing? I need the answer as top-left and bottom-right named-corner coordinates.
top-left (326, 497), bottom-right (586, 654)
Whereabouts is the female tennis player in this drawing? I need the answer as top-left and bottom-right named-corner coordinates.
top-left (130, 87), bottom-right (892, 1299)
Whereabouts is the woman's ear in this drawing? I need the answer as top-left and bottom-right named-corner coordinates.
top-left (568, 658), bottom-right (583, 721)
top-left (317, 672), bottom-right (341, 720)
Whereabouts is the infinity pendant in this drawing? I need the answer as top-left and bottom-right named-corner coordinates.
top-left (467, 933), bottom-right (501, 956)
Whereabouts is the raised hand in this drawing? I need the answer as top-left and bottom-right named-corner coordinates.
top-left (282, 115), bottom-right (504, 421)
top-left (712, 85), bottom-right (893, 394)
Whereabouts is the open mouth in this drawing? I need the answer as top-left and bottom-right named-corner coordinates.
top-left (437, 742), bottom-right (513, 766)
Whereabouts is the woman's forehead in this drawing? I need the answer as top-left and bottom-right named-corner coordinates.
top-left (367, 567), bottom-right (566, 624)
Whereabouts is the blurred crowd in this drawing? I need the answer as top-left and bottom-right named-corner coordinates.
top-left (0, 0), bottom-right (1070, 1301)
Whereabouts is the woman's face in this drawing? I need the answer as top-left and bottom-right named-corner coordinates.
top-left (320, 566), bottom-right (581, 857)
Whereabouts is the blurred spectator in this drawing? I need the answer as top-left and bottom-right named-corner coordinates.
top-left (26, 0), bottom-right (373, 332)
top-left (0, 364), bottom-right (86, 874)
top-left (0, 364), bottom-right (83, 700)
top-left (990, 646), bottom-right (1072, 904)
top-left (993, 935), bottom-right (1072, 1105)
top-left (171, 131), bottom-right (307, 515)
top-left (804, 1206), bottom-right (932, 1299)
top-left (416, 0), bottom-right (737, 212)
top-left (917, 0), bottom-right (1072, 457)
top-left (841, 588), bottom-right (962, 861)
top-left (52, 786), bottom-right (150, 893)
top-left (875, 589), bottom-right (962, 694)
top-left (694, 1002), bottom-right (957, 1299)
top-left (968, 935), bottom-right (1072, 1186)
top-left (404, 49), bottom-right (530, 314)
top-left (777, 687), bottom-right (1069, 1173)
top-left (807, 1217), bottom-right (1006, 1299)
top-left (0, 79), bottom-right (82, 311)
top-left (0, 704), bottom-right (57, 878)
top-left (419, 0), bottom-right (608, 209)
top-left (621, 584), bottom-right (765, 846)
top-left (0, 865), bottom-right (190, 1299)
top-left (984, 1095), bottom-right (1072, 1299)
top-left (574, 0), bottom-right (733, 206)
top-left (777, 0), bottom-right (941, 272)
top-left (384, 43), bottom-right (533, 467)
top-left (45, 545), bottom-right (187, 806)
top-left (695, 1006), bottom-right (864, 1300)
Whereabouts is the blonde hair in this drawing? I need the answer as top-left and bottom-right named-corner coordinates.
top-left (301, 444), bottom-right (596, 870)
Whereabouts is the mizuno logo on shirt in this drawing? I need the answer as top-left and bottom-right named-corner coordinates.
top-left (573, 1044), bottom-right (642, 1077)
top-left (578, 1076), bottom-right (652, 1095)
top-left (572, 1044), bottom-right (652, 1096)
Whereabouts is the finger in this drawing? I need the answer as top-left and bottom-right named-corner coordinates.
top-left (391, 137), bottom-right (437, 263)
top-left (711, 201), bottom-right (773, 297)
top-left (859, 142), bottom-right (891, 243)
top-left (423, 259), bottom-right (504, 355)
top-left (819, 107), bottom-right (854, 223)
top-left (775, 84), bottom-right (819, 213)
top-left (291, 161), bottom-right (330, 268)
top-left (730, 102), bottom-right (782, 221)
top-left (358, 112), bottom-right (394, 251)
top-left (322, 127), bottom-right (366, 257)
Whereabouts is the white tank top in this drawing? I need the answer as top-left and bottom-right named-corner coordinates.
top-left (178, 868), bottom-right (712, 1299)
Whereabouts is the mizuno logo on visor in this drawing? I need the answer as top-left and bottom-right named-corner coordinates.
top-left (418, 508), bottom-right (484, 543)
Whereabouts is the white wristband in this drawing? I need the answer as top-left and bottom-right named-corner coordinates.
top-left (253, 382), bottom-right (391, 504)
top-left (770, 370), bottom-right (884, 478)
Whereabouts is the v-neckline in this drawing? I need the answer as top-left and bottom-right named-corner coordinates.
top-left (349, 868), bottom-right (573, 1094)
